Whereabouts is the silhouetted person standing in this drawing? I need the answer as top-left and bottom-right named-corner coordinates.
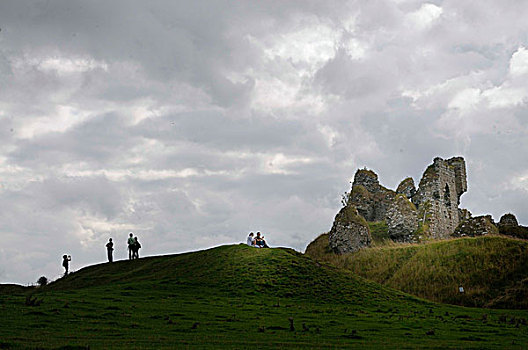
top-left (106, 238), bottom-right (114, 263)
top-left (127, 233), bottom-right (134, 260)
top-left (62, 254), bottom-right (71, 276)
top-left (132, 237), bottom-right (141, 259)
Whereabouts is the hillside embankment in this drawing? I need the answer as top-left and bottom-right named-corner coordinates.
top-left (306, 234), bottom-right (528, 309)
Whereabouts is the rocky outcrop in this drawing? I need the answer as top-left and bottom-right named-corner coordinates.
top-left (348, 169), bottom-right (395, 222)
top-left (330, 157), bottom-right (469, 251)
top-left (499, 213), bottom-right (518, 227)
top-left (453, 215), bottom-right (498, 237)
top-left (325, 156), bottom-right (526, 255)
top-left (458, 208), bottom-right (472, 222)
top-left (328, 206), bottom-right (371, 254)
top-left (497, 213), bottom-right (528, 239)
top-left (396, 177), bottom-right (416, 199)
top-left (386, 195), bottom-right (419, 242)
top-left (412, 157), bottom-right (468, 239)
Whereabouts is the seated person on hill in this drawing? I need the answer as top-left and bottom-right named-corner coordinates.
top-left (254, 232), bottom-right (270, 248)
top-left (247, 232), bottom-right (255, 246)
top-left (261, 235), bottom-right (270, 248)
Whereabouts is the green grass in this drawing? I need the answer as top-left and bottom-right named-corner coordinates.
top-left (335, 205), bottom-right (369, 228)
top-left (368, 221), bottom-right (389, 244)
top-left (1, 244), bottom-right (528, 349)
top-left (305, 234), bottom-right (528, 309)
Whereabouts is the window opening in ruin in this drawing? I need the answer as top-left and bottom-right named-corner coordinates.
top-left (444, 184), bottom-right (451, 208)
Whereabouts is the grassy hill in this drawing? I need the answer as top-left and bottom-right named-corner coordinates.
top-left (305, 234), bottom-right (528, 309)
top-left (1, 244), bottom-right (527, 349)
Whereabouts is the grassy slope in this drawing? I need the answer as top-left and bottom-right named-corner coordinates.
top-left (0, 244), bottom-right (526, 349)
top-left (305, 234), bottom-right (528, 309)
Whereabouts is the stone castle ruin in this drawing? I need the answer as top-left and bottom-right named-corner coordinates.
top-left (328, 156), bottom-right (527, 254)
top-left (412, 157), bottom-right (467, 239)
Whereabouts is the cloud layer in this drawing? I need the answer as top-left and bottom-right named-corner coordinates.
top-left (1, 0), bottom-right (528, 284)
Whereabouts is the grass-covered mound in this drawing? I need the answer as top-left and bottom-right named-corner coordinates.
top-left (306, 234), bottom-right (528, 309)
top-left (1, 244), bottom-right (527, 349)
top-left (45, 244), bottom-right (390, 302)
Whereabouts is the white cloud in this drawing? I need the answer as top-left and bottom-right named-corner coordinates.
top-left (38, 57), bottom-right (108, 75)
top-left (60, 167), bottom-right (232, 181)
top-left (12, 54), bottom-right (108, 76)
top-left (509, 46), bottom-right (528, 77)
top-left (343, 38), bottom-right (368, 60)
top-left (406, 3), bottom-right (443, 30)
top-left (483, 86), bottom-right (527, 108)
top-left (447, 88), bottom-right (482, 112)
top-left (262, 153), bottom-right (314, 175)
top-left (262, 18), bottom-right (340, 68)
top-left (250, 75), bottom-right (327, 113)
top-left (17, 105), bottom-right (92, 139)
top-left (318, 124), bottom-right (340, 148)
top-left (509, 172), bottom-right (528, 192)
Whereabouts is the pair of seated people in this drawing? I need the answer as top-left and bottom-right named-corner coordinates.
top-left (246, 232), bottom-right (269, 248)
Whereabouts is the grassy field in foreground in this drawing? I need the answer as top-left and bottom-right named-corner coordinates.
top-left (305, 234), bottom-right (528, 309)
top-left (1, 244), bottom-right (528, 349)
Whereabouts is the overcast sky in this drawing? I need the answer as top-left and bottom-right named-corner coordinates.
top-left (1, 0), bottom-right (527, 284)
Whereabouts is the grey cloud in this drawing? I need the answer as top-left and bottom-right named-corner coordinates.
top-left (134, 110), bottom-right (310, 151)
top-left (2, 0), bottom-right (528, 284)
top-left (33, 177), bottom-right (124, 218)
top-left (9, 113), bottom-right (135, 166)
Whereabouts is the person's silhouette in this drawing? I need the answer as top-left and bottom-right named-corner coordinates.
top-left (127, 233), bottom-right (134, 260)
top-left (106, 238), bottom-right (114, 263)
top-left (62, 254), bottom-right (71, 275)
top-left (132, 237), bottom-right (141, 259)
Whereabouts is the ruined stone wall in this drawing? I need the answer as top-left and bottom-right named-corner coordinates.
top-left (453, 215), bottom-right (498, 237)
top-left (349, 169), bottom-right (395, 222)
top-left (386, 195), bottom-right (418, 242)
top-left (412, 157), bottom-right (467, 239)
top-left (497, 213), bottom-right (528, 239)
top-left (328, 205), bottom-right (372, 254)
top-left (446, 157), bottom-right (467, 201)
top-left (396, 177), bottom-right (416, 199)
top-left (328, 156), bottom-right (469, 253)
top-left (499, 213), bottom-right (518, 227)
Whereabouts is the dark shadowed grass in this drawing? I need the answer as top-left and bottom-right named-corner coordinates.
top-left (1, 244), bottom-right (527, 349)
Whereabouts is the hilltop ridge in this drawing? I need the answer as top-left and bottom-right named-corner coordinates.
top-left (44, 244), bottom-right (407, 304)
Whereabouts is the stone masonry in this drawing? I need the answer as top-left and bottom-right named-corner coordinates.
top-left (326, 156), bottom-right (526, 254)
top-left (499, 213), bottom-right (519, 227)
top-left (328, 156), bottom-right (470, 253)
top-left (396, 177), bottom-right (416, 199)
top-left (453, 215), bottom-right (498, 237)
top-left (328, 205), bottom-right (372, 254)
top-left (386, 195), bottom-right (419, 242)
top-left (412, 157), bottom-right (467, 239)
top-left (497, 213), bottom-right (528, 239)
top-left (349, 169), bottom-right (396, 222)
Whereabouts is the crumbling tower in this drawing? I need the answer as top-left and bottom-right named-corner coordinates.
top-left (412, 157), bottom-right (467, 239)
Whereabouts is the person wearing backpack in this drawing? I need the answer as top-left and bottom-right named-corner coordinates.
top-left (132, 237), bottom-right (141, 259)
top-left (127, 233), bottom-right (135, 260)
